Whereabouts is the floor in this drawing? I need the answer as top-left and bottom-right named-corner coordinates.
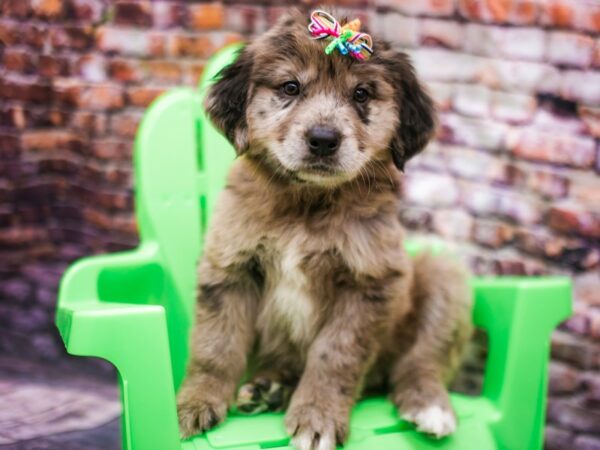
top-left (0, 356), bottom-right (121, 450)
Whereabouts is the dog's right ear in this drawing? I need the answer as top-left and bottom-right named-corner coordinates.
top-left (204, 48), bottom-right (253, 154)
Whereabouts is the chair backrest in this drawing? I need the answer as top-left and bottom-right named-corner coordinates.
top-left (132, 44), bottom-right (242, 387)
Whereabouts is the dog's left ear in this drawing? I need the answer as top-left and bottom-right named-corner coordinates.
top-left (384, 51), bottom-right (436, 171)
top-left (204, 48), bottom-right (254, 154)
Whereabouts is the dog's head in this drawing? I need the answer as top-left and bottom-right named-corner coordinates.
top-left (205, 10), bottom-right (435, 187)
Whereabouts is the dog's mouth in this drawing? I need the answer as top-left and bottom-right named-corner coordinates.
top-left (295, 162), bottom-right (351, 185)
top-left (303, 163), bottom-right (337, 175)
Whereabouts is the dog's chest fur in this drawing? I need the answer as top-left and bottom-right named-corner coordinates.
top-left (259, 243), bottom-right (316, 345)
top-left (255, 229), bottom-right (332, 348)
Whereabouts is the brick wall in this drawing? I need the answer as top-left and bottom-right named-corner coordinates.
top-left (0, 0), bottom-right (599, 448)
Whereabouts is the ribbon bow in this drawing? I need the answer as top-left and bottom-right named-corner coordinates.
top-left (308, 10), bottom-right (373, 61)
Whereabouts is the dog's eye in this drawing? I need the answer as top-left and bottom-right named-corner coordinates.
top-left (281, 81), bottom-right (300, 96)
top-left (353, 87), bottom-right (369, 103)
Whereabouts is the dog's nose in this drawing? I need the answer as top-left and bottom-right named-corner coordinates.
top-left (306, 127), bottom-right (341, 157)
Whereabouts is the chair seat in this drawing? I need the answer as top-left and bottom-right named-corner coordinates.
top-left (182, 394), bottom-right (498, 450)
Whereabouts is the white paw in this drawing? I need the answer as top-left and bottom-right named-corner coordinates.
top-left (292, 430), bottom-right (335, 450)
top-left (402, 405), bottom-right (456, 439)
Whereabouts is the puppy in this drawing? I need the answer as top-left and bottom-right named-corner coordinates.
top-left (177, 9), bottom-right (473, 450)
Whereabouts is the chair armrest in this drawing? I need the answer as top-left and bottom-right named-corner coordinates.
top-left (56, 244), bottom-right (181, 450)
top-left (472, 276), bottom-right (572, 450)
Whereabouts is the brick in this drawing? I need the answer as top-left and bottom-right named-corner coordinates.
top-left (22, 23), bottom-right (49, 49)
top-left (1, 0), bottom-right (31, 19)
top-left (574, 273), bottom-right (600, 307)
top-left (548, 398), bottom-right (600, 434)
top-left (382, 0), bottom-right (455, 16)
top-left (50, 25), bottom-right (94, 50)
top-left (96, 26), bottom-right (166, 57)
top-left (152, 2), bottom-right (182, 29)
top-left (549, 202), bottom-right (600, 239)
top-left (561, 70), bottom-right (600, 105)
top-left (110, 111), bottom-right (142, 138)
top-left (541, 0), bottom-right (575, 29)
top-left (452, 84), bottom-right (490, 117)
top-left (126, 86), bottom-right (166, 107)
top-left (574, 435), bottom-right (600, 450)
top-left (542, 0), bottom-right (600, 34)
top-left (0, 132), bottom-right (20, 158)
top-left (266, 6), bottom-right (290, 28)
top-left (579, 106), bottom-right (600, 138)
top-left (143, 60), bottom-right (182, 83)
top-left (407, 49), bottom-right (483, 82)
top-left (0, 76), bottom-right (51, 104)
top-left (524, 169), bottom-right (569, 199)
top-left (432, 209), bottom-right (473, 240)
top-left (183, 62), bottom-right (206, 86)
top-left (479, 59), bottom-right (560, 94)
top-left (547, 31), bottom-right (595, 69)
top-left (460, 182), bottom-right (541, 224)
top-left (570, 182), bottom-right (600, 206)
top-left (458, 0), bottom-right (538, 24)
top-left (426, 81), bottom-right (453, 111)
top-left (55, 80), bottom-right (124, 111)
top-left (507, 128), bottom-right (596, 168)
top-left (76, 54), bottom-right (107, 83)
top-left (465, 24), bottom-right (545, 62)
top-left (108, 59), bottom-right (143, 83)
top-left (2, 48), bottom-right (36, 74)
top-left (563, 305), bottom-right (591, 336)
top-left (439, 113), bottom-right (507, 151)
top-left (188, 2), bottom-right (225, 30)
top-left (419, 18), bottom-right (464, 49)
top-left (588, 310), bottom-right (600, 342)
top-left (22, 130), bottom-right (83, 152)
top-left (31, 0), bottom-right (63, 19)
top-left (68, 0), bottom-right (105, 24)
top-left (38, 54), bottom-right (70, 78)
top-left (375, 12), bottom-right (419, 47)
top-left (472, 219), bottom-right (513, 248)
top-left (1, 105), bottom-right (65, 129)
top-left (71, 111), bottom-right (108, 135)
top-left (168, 34), bottom-right (216, 58)
top-left (545, 425), bottom-right (574, 450)
top-left (444, 145), bottom-right (513, 183)
top-left (594, 39), bottom-right (600, 69)
top-left (532, 108), bottom-right (586, 135)
top-left (549, 361), bottom-right (581, 394)
top-left (490, 91), bottom-right (536, 124)
top-left (89, 138), bottom-right (132, 161)
top-left (225, 5), bottom-right (267, 35)
top-left (114, 1), bottom-right (152, 27)
top-left (0, 20), bottom-right (22, 46)
top-left (403, 172), bottom-right (460, 207)
top-left (399, 206), bottom-right (432, 230)
top-left (515, 228), bottom-right (594, 269)
top-left (83, 207), bottom-right (136, 234)
top-left (552, 330), bottom-right (600, 369)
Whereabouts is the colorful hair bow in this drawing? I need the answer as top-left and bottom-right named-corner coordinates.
top-left (308, 10), bottom-right (373, 61)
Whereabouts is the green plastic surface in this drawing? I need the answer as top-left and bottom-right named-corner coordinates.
top-left (55, 45), bottom-right (572, 450)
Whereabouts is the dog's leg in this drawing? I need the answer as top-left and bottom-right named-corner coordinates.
top-left (177, 261), bottom-right (259, 438)
top-left (285, 291), bottom-right (384, 450)
top-left (236, 369), bottom-right (296, 415)
top-left (390, 252), bottom-right (473, 439)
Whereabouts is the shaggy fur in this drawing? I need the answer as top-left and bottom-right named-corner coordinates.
top-left (177, 9), bottom-right (473, 450)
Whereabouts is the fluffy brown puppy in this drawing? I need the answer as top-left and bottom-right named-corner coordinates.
top-left (177, 9), bottom-right (473, 450)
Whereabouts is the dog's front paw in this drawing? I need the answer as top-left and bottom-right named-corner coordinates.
top-left (285, 403), bottom-right (348, 450)
top-left (237, 376), bottom-right (291, 415)
top-left (177, 380), bottom-right (230, 438)
top-left (401, 404), bottom-right (456, 439)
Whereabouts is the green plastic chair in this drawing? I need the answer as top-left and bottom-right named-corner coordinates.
top-left (55, 45), bottom-right (572, 450)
